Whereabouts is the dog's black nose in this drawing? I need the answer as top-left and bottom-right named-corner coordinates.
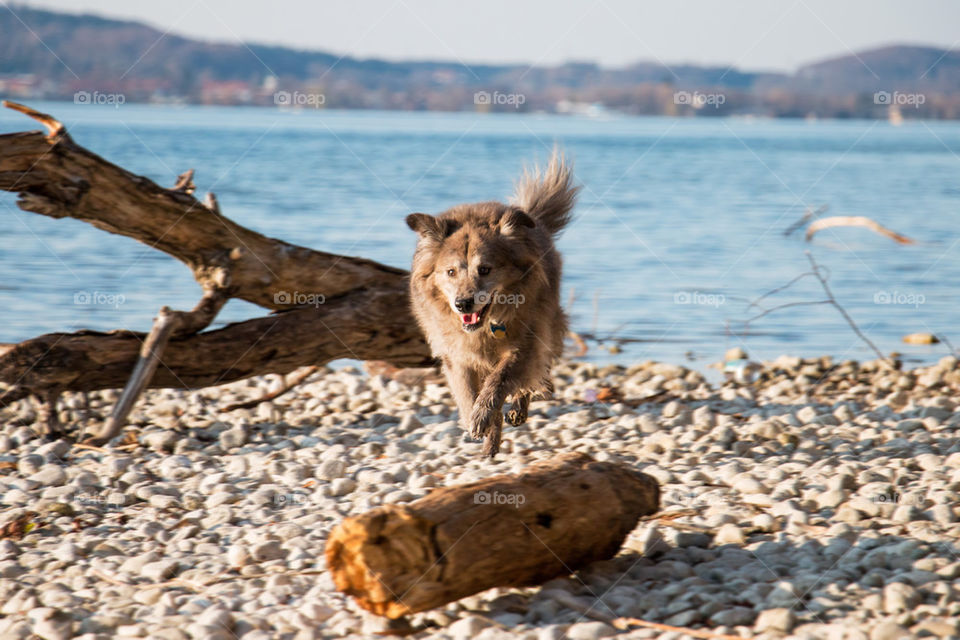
top-left (454, 297), bottom-right (474, 312)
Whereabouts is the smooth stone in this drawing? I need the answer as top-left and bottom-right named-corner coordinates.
top-left (708, 607), bottom-right (755, 626)
top-left (755, 608), bottom-right (796, 632)
top-left (912, 619), bottom-right (959, 637)
top-left (30, 610), bottom-right (73, 640)
top-left (197, 606), bottom-right (233, 629)
top-left (565, 621), bottom-right (617, 640)
top-left (317, 459), bottom-right (347, 481)
top-left (29, 465), bottom-right (67, 487)
top-left (883, 582), bottom-right (921, 613)
top-left (219, 427), bottom-right (248, 449)
top-left (251, 541), bottom-right (286, 562)
top-left (870, 620), bottom-right (913, 640)
top-left (299, 602), bottom-right (335, 622)
top-left (226, 545), bottom-right (251, 567)
top-left (817, 489), bottom-right (847, 509)
top-left (766, 582), bottom-right (800, 608)
top-left (892, 505), bottom-right (922, 523)
top-left (448, 615), bottom-right (493, 639)
top-left (714, 523), bottom-right (746, 545)
top-left (52, 543), bottom-right (79, 563)
top-left (664, 610), bottom-right (700, 627)
top-left (142, 560), bottom-right (181, 581)
top-left (17, 454), bottom-right (44, 475)
top-left (330, 478), bottom-right (357, 497)
top-left (142, 430), bottom-right (178, 451)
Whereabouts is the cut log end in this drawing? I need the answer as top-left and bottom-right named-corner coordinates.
top-left (325, 452), bottom-right (660, 618)
top-left (326, 506), bottom-right (436, 618)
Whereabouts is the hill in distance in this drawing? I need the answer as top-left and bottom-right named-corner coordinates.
top-left (1, 5), bottom-right (958, 118)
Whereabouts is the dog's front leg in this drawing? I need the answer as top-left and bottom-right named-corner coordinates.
top-left (443, 358), bottom-right (479, 432)
top-left (470, 350), bottom-right (525, 457)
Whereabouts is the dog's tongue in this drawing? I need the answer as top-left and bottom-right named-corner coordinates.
top-left (461, 312), bottom-right (480, 325)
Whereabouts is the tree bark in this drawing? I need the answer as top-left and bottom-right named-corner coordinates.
top-left (325, 452), bottom-right (660, 619)
top-left (0, 101), bottom-right (433, 406)
top-left (0, 285), bottom-right (433, 406)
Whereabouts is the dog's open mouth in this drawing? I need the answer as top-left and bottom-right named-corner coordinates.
top-left (460, 302), bottom-right (491, 332)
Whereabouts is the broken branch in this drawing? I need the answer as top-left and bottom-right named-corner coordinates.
top-left (805, 215), bottom-right (915, 245)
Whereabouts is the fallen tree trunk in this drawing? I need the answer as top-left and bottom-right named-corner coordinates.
top-left (325, 452), bottom-right (660, 618)
top-left (0, 282), bottom-right (433, 403)
top-left (0, 103), bottom-right (407, 308)
top-left (0, 101), bottom-right (433, 418)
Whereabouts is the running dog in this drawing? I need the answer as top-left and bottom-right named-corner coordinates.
top-left (406, 152), bottom-right (578, 457)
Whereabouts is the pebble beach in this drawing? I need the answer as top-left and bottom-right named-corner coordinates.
top-left (1, 353), bottom-right (960, 640)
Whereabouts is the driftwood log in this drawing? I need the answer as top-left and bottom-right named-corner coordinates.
top-left (0, 101), bottom-right (434, 440)
top-left (325, 452), bottom-right (660, 618)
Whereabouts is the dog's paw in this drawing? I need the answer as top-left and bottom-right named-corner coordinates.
top-left (505, 405), bottom-right (528, 426)
top-left (482, 429), bottom-right (501, 458)
top-left (505, 395), bottom-right (530, 426)
top-left (469, 404), bottom-right (495, 440)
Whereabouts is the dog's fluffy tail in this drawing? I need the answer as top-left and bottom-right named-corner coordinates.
top-left (511, 150), bottom-right (579, 237)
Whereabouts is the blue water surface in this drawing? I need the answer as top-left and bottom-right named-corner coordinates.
top-left (1, 102), bottom-right (958, 369)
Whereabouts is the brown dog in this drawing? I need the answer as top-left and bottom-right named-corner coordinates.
top-left (406, 152), bottom-right (578, 457)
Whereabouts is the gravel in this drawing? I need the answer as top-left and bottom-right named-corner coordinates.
top-left (1, 354), bottom-right (960, 639)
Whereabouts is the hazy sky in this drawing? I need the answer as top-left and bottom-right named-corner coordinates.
top-left (15, 0), bottom-right (960, 71)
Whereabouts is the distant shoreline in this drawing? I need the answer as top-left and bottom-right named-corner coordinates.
top-left (2, 98), bottom-right (955, 125)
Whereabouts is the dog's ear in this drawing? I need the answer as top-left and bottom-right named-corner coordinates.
top-left (406, 213), bottom-right (454, 242)
top-left (499, 209), bottom-right (536, 236)
top-left (406, 213), bottom-right (438, 236)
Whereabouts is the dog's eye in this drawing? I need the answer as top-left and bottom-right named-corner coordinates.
top-left (446, 268), bottom-right (456, 277)
top-left (477, 266), bottom-right (491, 276)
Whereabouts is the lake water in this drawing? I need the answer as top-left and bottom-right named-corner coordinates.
top-left (1, 102), bottom-right (958, 370)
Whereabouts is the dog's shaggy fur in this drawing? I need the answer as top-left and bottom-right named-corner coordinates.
top-left (406, 152), bottom-right (578, 457)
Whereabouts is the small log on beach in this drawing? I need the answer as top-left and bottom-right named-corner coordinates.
top-left (325, 452), bottom-right (660, 618)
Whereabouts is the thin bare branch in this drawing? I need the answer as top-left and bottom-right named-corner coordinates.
top-left (219, 366), bottom-right (319, 412)
top-left (784, 203), bottom-right (828, 237)
top-left (804, 251), bottom-right (889, 364)
top-left (734, 251), bottom-right (891, 366)
top-left (743, 299), bottom-right (833, 326)
top-left (747, 272), bottom-right (819, 310)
